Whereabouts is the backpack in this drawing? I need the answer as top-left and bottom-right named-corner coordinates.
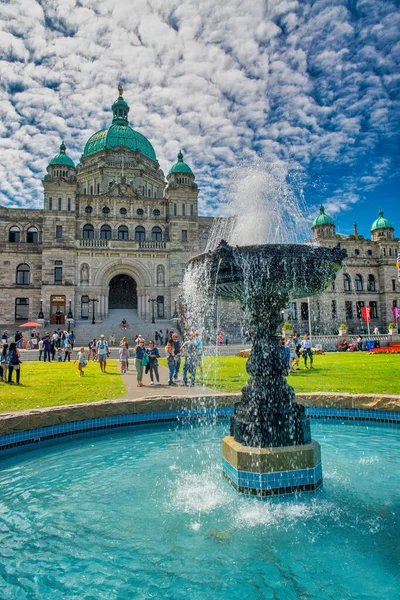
top-left (9, 350), bottom-right (19, 366)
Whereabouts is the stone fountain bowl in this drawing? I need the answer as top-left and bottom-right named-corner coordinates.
top-left (189, 240), bottom-right (347, 301)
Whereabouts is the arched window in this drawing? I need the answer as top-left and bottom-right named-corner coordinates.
top-left (389, 247), bottom-right (392, 256)
top-left (152, 227), bottom-right (162, 241)
top-left (26, 226), bottom-right (38, 243)
top-left (82, 224), bottom-right (94, 239)
top-left (118, 225), bottom-right (129, 240)
top-left (9, 226), bottom-right (20, 243)
top-left (135, 226), bottom-right (146, 241)
top-left (354, 274), bottom-right (363, 292)
top-left (100, 225), bottom-right (112, 240)
top-left (16, 264), bottom-right (30, 285)
top-left (367, 274), bottom-right (376, 292)
top-left (343, 274), bottom-right (351, 292)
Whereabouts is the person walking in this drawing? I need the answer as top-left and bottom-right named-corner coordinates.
top-left (68, 330), bottom-right (75, 349)
top-left (286, 334), bottom-right (298, 373)
top-left (96, 335), bottom-right (109, 373)
top-left (43, 335), bottom-right (52, 362)
top-left (146, 340), bottom-right (160, 385)
top-left (134, 339), bottom-right (146, 386)
top-left (0, 344), bottom-right (9, 383)
top-left (119, 343), bottom-right (128, 374)
top-left (74, 347), bottom-right (87, 377)
top-left (63, 340), bottom-right (72, 362)
top-left (165, 338), bottom-right (177, 386)
top-left (7, 342), bottom-right (21, 385)
top-left (225, 333), bottom-right (229, 345)
top-left (38, 338), bottom-right (44, 361)
top-left (91, 339), bottom-right (98, 361)
top-left (172, 333), bottom-right (181, 381)
top-left (120, 336), bottom-right (129, 369)
top-left (301, 334), bottom-right (314, 369)
top-left (182, 335), bottom-right (198, 386)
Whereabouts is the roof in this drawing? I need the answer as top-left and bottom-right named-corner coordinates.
top-left (312, 205), bottom-right (335, 227)
top-left (168, 151), bottom-right (194, 176)
top-left (48, 142), bottom-right (75, 168)
top-left (83, 125), bottom-right (157, 161)
top-left (370, 210), bottom-right (393, 231)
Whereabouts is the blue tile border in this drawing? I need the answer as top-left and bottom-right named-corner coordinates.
top-left (0, 406), bottom-right (398, 453)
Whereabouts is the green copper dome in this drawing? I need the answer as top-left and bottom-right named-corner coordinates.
top-left (83, 85), bottom-right (157, 162)
top-left (48, 142), bottom-right (75, 168)
top-left (312, 205), bottom-right (335, 227)
top-left (168, 151), bottom-right (194, 176)
top-left (371, 210), bottom-right (393, 231)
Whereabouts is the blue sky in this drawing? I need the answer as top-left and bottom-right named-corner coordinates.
top-left (0, 0), bottom-right (399, 237)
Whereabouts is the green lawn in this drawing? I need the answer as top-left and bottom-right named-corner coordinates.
top-left (0, 360), bottom-right (126, 412)
top-left (162, 353), bottom-right (400, 395)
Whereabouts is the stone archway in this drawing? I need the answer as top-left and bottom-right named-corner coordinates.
top-left (109, 274), bottom-right (137, 309)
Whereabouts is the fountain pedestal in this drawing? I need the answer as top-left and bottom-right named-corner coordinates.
top-left (222, 437), bottom-right (322, 497)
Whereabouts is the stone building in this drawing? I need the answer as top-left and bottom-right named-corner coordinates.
top-left (291, 206), bottom-right (400, 334)
top-left (0, 86), bottom-right (213, 326)
top-left (0, 86), bottom-right (398, 334)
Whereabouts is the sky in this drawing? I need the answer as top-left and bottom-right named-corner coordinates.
top-left (0, 0), bottom-right (399, 237)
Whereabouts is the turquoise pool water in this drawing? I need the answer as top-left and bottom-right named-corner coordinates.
top-left (0, 420), bottom-right (399, 599)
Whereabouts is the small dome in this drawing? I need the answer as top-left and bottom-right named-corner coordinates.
top-left (168, 151), bottom-right (194, 176)
top-left (371, 210), bottom-right (393, 231)
top-left (48, 142), bottom-right (75, 168)
top-left (312, 205), bottom-right (334, 227)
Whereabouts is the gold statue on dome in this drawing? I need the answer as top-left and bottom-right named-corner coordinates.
top-left (118, 83), bottom-right (123, 96)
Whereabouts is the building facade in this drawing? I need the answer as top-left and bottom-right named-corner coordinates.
top-left (291, 207), bottom-right (400, 334)
top-left (0, 86), bottom-right (213, 325)
top-left (0, 86), bottom-right (398, 332)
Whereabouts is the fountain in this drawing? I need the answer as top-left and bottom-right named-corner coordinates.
top-left (189, 240), bottom-right (346, 496)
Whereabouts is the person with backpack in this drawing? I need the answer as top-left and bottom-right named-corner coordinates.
top-left (96, 335), bottom-right (109, 373)
top-left (7, 342), bottom-right (21, 385)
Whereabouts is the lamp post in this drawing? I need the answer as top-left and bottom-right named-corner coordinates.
top-left (67, 298), bottom-right (73, 332)
top-left (38, 298), bottom-right (44, 319)
top-left (148, 298), bottom-right (156, 324)
top-left (173, 298), bottom-right (178, 318)
top-left (90, 298), bottom-right (99, 325)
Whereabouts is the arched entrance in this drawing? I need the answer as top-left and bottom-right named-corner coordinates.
top-left (109, 275), bottom-right (137, 309)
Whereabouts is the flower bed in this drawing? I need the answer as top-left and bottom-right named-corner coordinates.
top-left (369, 346), bottom-right (400, 354)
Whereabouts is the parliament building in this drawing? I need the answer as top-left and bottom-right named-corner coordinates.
top-left (0, 86), bottom-right (398, 333)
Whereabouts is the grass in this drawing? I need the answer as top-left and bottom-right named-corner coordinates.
top-left (161, 353), bottom-right (400, 395)
top-left (0, 360), bottom-right (126, 412)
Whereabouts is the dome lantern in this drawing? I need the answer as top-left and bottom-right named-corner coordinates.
top-left (112, 84), bottom-right (130, 125)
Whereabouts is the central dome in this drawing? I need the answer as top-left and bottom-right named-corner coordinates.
top-left (83, 125), bottom-right (156, 161)
top-left (83, 85), bottom-right (157, 161)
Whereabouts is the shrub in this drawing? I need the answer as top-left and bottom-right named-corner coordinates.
top-left (282, 322), bottom-right (293, 330)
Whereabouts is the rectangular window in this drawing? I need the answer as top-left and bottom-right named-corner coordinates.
top-left (331, 300), bottom-right (337, 320)
top-left (49, 197), bottom-right (53, 210)
top-left (369, 301), bottom-right (378, 319)
top-left (392, 279), bottom-right (396, 291)
top-left (181, 230), bottom-right (188, 242)
top-left (15, 298), bottom-right (29, 321)
top-left (58, 197), bottom-right (62, 211)
top-left (182, 204), bottom-right (186, 216)
top-left (356, 300), bottom-right (365, 319)
top-left (345, 301), bottom-right (353, 320)
top-left (174, 203), bottom-right (177, 216)
top-left (300, 302), bottom-right (308, 321)
top-left (67, 198), bottom-right (71, 211)
top-left (56, 225), bottom-right (63, 238)
top-left (54, 267), bottom-right (63, 284)
top-left (190, 204), bottom-right (194, 216)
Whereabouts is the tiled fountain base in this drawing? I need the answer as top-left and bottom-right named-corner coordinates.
top-left (222, 436), bottom-right (323, 497)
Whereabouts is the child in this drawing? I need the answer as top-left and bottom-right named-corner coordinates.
top-left (57, 347), bottom-right (63, 362)
top-left (119, 343), bottom-right (128, 374)
top-left (74, 347), bottom-right (87, 377)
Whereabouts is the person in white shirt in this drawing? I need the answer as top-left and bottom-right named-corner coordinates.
top-left (38, 338), bottom-right (44, 361)
top-left (96, 335), bottom-right (109, 373)
top-left (301, 334), bottom-right (314, 369)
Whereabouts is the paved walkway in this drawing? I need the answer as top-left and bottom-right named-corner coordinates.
top-left (118, 361), bottom-right (219, 399)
